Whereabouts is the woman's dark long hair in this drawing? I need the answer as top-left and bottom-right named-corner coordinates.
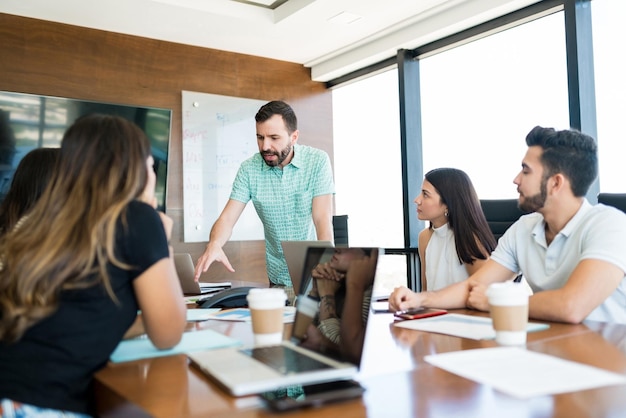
top-left (0, 148), bottom-right (60, 234)
top-left (425, 168), bottom-right (497, 264)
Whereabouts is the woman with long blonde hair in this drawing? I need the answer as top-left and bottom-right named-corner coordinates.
top-left (0, 114), bottom-right (186, 417)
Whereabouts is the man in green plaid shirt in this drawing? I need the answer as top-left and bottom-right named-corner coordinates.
top-left (194, 101), bottom-right (335, 286)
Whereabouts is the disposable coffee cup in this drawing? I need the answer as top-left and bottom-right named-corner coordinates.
top-left (486, 282), bottom-right (529, 345)
top-left (292, 296), bottom-right (319, 341)
top-left (246, 288), bottom-right (287, 346)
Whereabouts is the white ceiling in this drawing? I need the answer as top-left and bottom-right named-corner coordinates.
top-left (1, 0), bottom-right (541, 82)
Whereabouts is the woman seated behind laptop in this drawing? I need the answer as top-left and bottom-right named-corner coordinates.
top-left (300, 248), bottom-right (376, 363)
top-left (0, 114), bottom-right (186, 417)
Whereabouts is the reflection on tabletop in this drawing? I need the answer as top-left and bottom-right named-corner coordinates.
top-left (584, 320), bottom-right (626, 357)
top-left (389, 313), bottom-right (496, 358)
top-left (97, 355), bottom-right (190, 417)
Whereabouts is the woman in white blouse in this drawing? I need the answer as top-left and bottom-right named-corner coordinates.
top-left (416, 168), bottom-right (497, 291)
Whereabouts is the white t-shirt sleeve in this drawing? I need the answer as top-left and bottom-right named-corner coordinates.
top-left (580, 205), bottom-right (626, 273)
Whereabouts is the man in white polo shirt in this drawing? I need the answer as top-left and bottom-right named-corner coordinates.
top-left (390, 126), bottom-right (626, 324)
top-left (194, 100), bottom-right (335, 286)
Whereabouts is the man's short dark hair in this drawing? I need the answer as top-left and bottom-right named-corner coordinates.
top-left (525, 126), bottom-right (597, 197)
top-left (255, 101), bottom-right (297, 134)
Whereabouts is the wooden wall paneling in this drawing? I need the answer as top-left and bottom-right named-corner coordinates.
top-left (0, 13), bottom-right (333, 284)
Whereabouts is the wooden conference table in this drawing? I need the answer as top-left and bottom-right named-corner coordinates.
top-left (94, 287), bottom-right (626, 418)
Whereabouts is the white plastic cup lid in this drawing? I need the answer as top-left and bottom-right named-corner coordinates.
top-left (246, 288), bottom-right (287, 309)
top-left (486, 282), bottom-right (528, 305)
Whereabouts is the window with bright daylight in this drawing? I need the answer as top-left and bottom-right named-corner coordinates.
top-left (333, 9), bottom-right (568, 240)
top-left (593, 0), bottom-right (626, 193)
top-left (332, 69), bottom-right (403, 249)
top-left (419, 11), bottom-right (569, 200)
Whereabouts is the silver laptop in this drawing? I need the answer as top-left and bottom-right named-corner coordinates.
top-left (174, 253), bottom-right (231, 295)
top-left (187, 246), bottom-right (379, 396)
top-left (281, 240), bottom-right (333, 290)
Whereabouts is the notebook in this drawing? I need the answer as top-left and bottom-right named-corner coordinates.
top-left (280, 240), bottom-right (334, 290)
top-left (187, 246), bottom-right (379, 396)
top-left (174, 253), bottom-right (231, 296)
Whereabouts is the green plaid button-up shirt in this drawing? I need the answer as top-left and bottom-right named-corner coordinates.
top-left (230, 144), bottom-right (335, 286)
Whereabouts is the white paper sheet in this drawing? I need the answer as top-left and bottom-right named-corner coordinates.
top-left (199, 281), bottom-right (231, 289)
top-left (184, 296), bottom-right (202, 305)
top-left (110, 329), bottom-right (241, 363)
top-left (424, 347), bottom-right (626, 399)
top-left (393, 313), bottom-right (549, 340)
top-left (187, 308), bottom-right (221, 321)
top-left (205, 306), bottom-right (296, 323)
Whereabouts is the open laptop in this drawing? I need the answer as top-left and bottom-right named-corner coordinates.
top-left (174, 253), bottom-right (231, 296)
top-left (281, 240), bottom-right (333, 291)
top-left (187, 246), bottom-right (379, 396)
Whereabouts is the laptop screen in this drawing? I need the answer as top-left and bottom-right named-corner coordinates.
top-left (291, 246), bottom-right (379, 366)
top-left (280, 240), bottom-right (334, 291)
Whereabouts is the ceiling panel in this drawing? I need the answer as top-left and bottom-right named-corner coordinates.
top-left (0, 0), bottom-right (542, 82)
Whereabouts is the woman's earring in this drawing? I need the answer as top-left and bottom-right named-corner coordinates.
top-left (444, 210), bottom-right (449, 217)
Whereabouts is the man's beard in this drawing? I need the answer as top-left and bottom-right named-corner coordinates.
top-left (261, 144), bottom-right (292, 167)
top-left (518, 177), bottom-right (548, 213)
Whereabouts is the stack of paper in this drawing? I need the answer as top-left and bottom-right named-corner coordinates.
top-left (394, 313), bottom-right (548, 340)
top-left (199, 281), bottom-right (231, 292)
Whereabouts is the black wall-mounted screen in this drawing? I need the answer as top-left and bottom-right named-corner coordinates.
top-left (0, 91), bottom-right (172, 211)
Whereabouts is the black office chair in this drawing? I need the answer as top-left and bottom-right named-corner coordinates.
top-left (597, 193), bottom-right (626, 214)
top-left (333, 214), bottom-right (349, 247)
top-left (479, 199), bottom-right (525, 241)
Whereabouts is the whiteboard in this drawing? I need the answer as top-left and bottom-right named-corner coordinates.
top-left (182, 91), bottom-right (266, 242)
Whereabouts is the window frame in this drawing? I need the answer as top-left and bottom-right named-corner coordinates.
top-left (327, 0), bottom-right (595, 290)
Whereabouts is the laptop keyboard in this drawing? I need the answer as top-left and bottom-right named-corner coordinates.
top-left (240, 346), bottom-right (332, 375)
